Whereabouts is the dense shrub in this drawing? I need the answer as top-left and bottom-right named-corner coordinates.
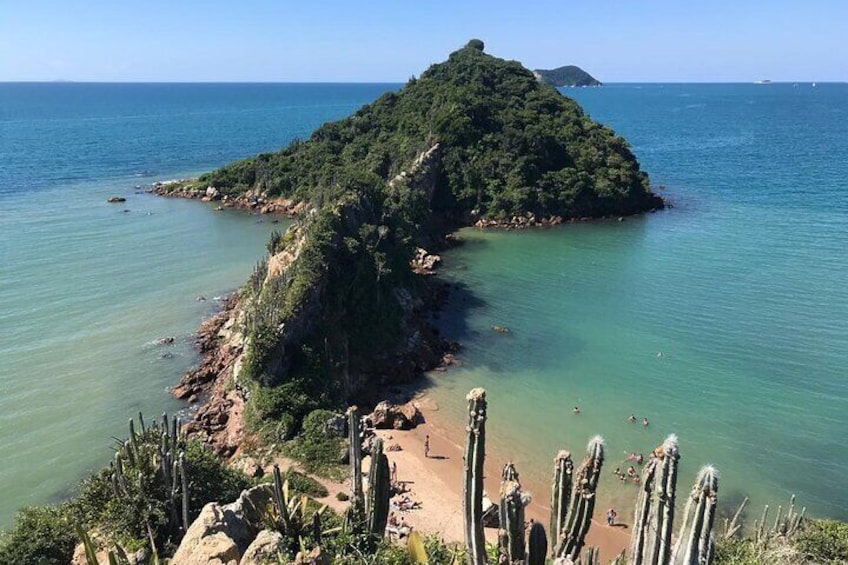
top-left (284, 469), bottom-right (329, 498)
top-left (0, 505), bottom-right (77, 565)
top-left (286, 409), bottom-right (347, 476)
top-left (195, 40), bottom-right (659, 221)
top-left (795, 519), bottom-right (848, 564)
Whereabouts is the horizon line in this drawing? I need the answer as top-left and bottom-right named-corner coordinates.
top-left (1, 80), bottom-right (844, 85)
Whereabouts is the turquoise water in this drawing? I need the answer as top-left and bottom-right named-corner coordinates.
top-left (1, 82), bottom-right (846, 530)
top-left (0, 83), bottom-right (395, 527)
top-left (428, 83), bottom-right (848, 522)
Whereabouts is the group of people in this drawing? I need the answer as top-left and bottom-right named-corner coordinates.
top-left (387, 512), bottom-right (413, 539)
top-left (627, 413), bottom-right (650, 427)
top-left (570, 407), bottom-right (650, 429)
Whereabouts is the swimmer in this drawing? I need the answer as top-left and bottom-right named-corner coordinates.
top-left (628, 414), bottom-right (637, 423)
top-left (573, 406), bottom-right (581, 415)
top-left (657, 351), bottom-right (664, 358)
top-left (643, 417), bottom-right (650, 427)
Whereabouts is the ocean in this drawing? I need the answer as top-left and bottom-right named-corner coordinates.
top-left (1, 82), bottom-right (846, 528)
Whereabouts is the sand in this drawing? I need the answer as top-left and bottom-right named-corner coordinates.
top-left (371, 396), bottom-right (632, 562)
top-left (275, 392), bottom-right (632, 561)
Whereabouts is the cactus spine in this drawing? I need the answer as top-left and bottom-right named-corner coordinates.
top-left (527, 520), bottom-right (548, 565)
top-left (462, 388), bottom-right (488, 565)
top-left (498, 462), bottom-right (525, 564)
top-left (629, 434), bottom-right (680, 565)
top-left (672, 465), bottom-right (719, 565)
top-left (550, 450), bottom-right (574, 553)
top-left (555, 435), bottom-right (605, 561)
top-left (366, 437), bottom-right (391, 538)
top-left (347, 406), bottom-right (365, 529)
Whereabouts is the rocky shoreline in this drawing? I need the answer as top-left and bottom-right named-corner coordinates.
top-left (170, 243), bottom-right (460, 461)
top-left (152, 180), bottom-right (309, 216)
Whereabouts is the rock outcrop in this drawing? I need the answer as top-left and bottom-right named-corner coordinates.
top-left (171, 485), bottom-right (274, 565)
top-left (366, 401), bottom-right (422, 430)
top-left (239, 530), bottom-right (285, 565)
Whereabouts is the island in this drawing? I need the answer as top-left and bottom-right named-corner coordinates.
top-left (160, 39), bottom-right (661, 470)
top-left (533, 65), bottom-right (603, 87)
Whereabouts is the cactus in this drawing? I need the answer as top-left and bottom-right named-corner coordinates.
top-left (671, 465), bottom-right (719, 565)
top-left (527, 520), bottom-right (548, 565)
top-left (108, 413), bottom-right (189, 537)
top-left (550, 450), bottom-right (574, 553)
top-left (366, 437), bottom-right (391, 538)
top-left (347, 405), bottom-right (365, 529)
top-left (629, 435), bottom-right (680, 565)
top-left (462, 387), bottom-right (488, 565)
top-left (555, 435), bottom-right (605, 561)
top-left (498, 462), bottom-right (525, 564)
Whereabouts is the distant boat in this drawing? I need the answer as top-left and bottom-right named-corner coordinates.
top-left (754, 79), bottom-right (772, 84)
top-left (812, 82), bottom-right (817, 87)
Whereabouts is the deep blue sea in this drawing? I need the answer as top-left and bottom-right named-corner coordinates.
top-left (1, 82), bottom-right (846, 528)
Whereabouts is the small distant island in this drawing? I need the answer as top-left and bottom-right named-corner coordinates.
top-left (533, 65), bottom-right (603, 87)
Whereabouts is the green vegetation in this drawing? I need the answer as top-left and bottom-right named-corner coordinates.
top-left (0, 505), bottom-right (77, 565)
top-left (534, 64), bottom-right (603, 87)
top-left (0, 415), bottom-right (250, 564)
top-left (714, 519), bottom-right (848, 564)
top-left (200, 40), bottom-right (664, 457)
top-left (191, 40), bottom-right (654, 220)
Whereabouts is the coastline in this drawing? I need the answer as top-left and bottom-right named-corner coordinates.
top-left (372, 391), bottom-right (631, 561)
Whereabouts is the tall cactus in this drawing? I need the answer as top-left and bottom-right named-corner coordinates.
top-left (366, 437), bottom-right (391, 538)
top-left (527, 521), bottom-right (548, 565)
top-left (463, 388), bottom-right (488, 565)
top-left (629, 435), bottom-right (680, 565)
top-left (347, 406), bottom-right (365, 528)
top-left (671, 465), bottom-right (719, 565)
top-left (550, 450), bottom-right (574, 552)
top-left (555, 435), bottom-right (605, 561)
top-left (498, 462), bottom-right (525, 564)
top-left (110, 413), bottom-right (189, 534)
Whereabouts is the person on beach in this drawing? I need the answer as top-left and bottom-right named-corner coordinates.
top-left (424, 435), bottom-right (430, 458)
top-left (606, 508), bottom-right (617, 526)
top-left (391, 461), bottom-right (398, 482)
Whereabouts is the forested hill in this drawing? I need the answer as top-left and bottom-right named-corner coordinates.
top-left (533, 65), bottom-right (603, 87)
top-left (189, 39), bottom-right (658, 222)
top-left (171, 41), bottom-right (664, 432)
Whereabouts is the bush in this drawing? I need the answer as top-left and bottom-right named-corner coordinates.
top-left (336, 491), bottom-right (350, 502)
top-left (285, 469), bottom-right (329, 498)
top-left (795, 519), bottom-right (848, 564)
top-left (0, 505), bottom-right (77, 565)
top-left (286, 409), bottom-right (347, 476)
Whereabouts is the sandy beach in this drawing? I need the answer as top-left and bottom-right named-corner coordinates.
top-left (368, 394), bottom-right (631, 562)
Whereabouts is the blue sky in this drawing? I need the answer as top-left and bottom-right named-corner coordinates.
top-left (1, 0), bottom-right (845, 82)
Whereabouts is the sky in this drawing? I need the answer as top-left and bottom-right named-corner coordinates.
top-left (0, 0), bottom-right (845, 82)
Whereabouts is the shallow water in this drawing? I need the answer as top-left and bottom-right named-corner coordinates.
top-left (1, 81), bottom-right (846, 529)
top-left (427, 83), bottom-right (848, 522)
top-left (0, 83), bottom-right (393, 526)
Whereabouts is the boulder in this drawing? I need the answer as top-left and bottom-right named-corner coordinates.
top-left (239, 530), bottom-right (284, 565)
top-left (294, 547), bottom-right (331, 565)
top-left (234, 456), bottom-right (263, 478)
top-left (106, 196), bottom-right (126, 203)
top-left (171, 485), bottom-right (275, 564)
top-left (367, 401), bottom-right (422, 430)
